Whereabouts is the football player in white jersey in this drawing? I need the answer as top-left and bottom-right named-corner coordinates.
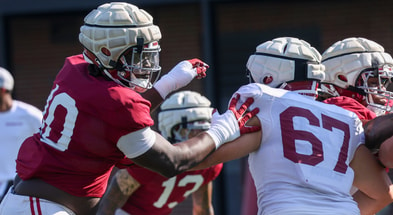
top-left (192, 37), bottom-right (393, 215)
top-left (0, 67), bottom-right (42, 203)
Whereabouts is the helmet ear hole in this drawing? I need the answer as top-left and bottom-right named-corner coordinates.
top-left (338, 74), bottom-right (348, 83)
top-left (101, 47), bottom-right (111, 57)
top-left (263, 76), bottom-right (273, 84)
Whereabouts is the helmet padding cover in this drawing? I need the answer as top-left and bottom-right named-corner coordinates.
top-left (158, 91), bottom-right (213, 141)
top-left (322, 37), bottom-right (393, 89)
top-left (246, 37), bottom-right (325, 88)
top-left (79, 2), bottom-right (162, 69)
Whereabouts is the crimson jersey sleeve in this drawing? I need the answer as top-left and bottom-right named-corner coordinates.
top-left (323, 96), bottom-right (376, 122)
top-left (16, 54), bottom-right (154, 197)
top-left (121, 163), bottom-right (223, 215)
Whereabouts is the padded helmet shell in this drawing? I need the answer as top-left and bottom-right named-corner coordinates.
top-left (158, 91), bottom-right (213, 141)
top-left (79, 2), bottom-right (162, 69)
top-left (246, 37), bottom-right (325, 88)
top-left (322, 37), bottom-right (393, 115)
top-left (322, 37), bottom-right (392, 89)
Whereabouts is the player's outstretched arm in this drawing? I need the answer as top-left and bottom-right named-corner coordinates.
top-left (96, 169), bottom-right (140, 215)
top-left (142, 58), bottom-right (209, 112)
top-left (190, 116), bottom-right (261, 170)
top-left (351, 145), bottom-right (393, 214)
top-left (131, 95), bottom-right (260, 178)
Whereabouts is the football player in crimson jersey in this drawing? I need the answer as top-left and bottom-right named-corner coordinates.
top-left (320, 37), bottom-right (393, 164)
top-left (191, 37), bottom-right (393, 215)
top-left (0, 3), bottom-right (260, 215)
top-left (97, 91), bottom-right (223, 215)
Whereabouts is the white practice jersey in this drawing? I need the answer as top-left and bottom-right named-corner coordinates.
top-left (235, 83), bottom-right (364, 215)
top-left (0, 100), bottom-right (42, 184)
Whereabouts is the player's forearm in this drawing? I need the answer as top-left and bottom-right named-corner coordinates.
top-left (353, 189), bottom-right (393, 215)
top-left (173, 132), bottom-right (217, 171)
top-left (133, 132), bottom-right (216, 178)
top-left (351, 145), bottom-right (393, 214)
top-left (134, 96), bottom-right (259, 177)
top-left (191, 132), bottom-right (261, 171)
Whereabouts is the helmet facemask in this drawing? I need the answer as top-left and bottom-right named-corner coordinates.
top-left (357, 63), bottom-right (393, 115)
top-left (171, 119), bottom-right (211, 143)
top-left (115, 42), bottom-right (161, 93)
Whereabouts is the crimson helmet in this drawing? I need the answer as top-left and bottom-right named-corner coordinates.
top-left (79, 2), bottom-right (162, 93)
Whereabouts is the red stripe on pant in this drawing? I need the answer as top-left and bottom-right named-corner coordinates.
top-left (29, 196), bottom-right (42, 215)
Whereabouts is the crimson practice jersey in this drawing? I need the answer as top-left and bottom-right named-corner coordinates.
top-left (236, 83), bottom-right (364, 215)
top-left (120, 163), bottom-right (223, 215)
top-left (16, 54), bottom-right (154, 197)
top-left (323, 96), bottom-right (376, 123)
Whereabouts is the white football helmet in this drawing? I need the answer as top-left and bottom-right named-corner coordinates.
top-left (322, 37), bottom-right (393, 116)
top-left (158, 91), bottom-right (213, 143)
top-left (79, 2), bottom-right (162, 93)
top-left (0, 67), bottom-right (14, 91)
top-left (246, 37), bottom-right (325, 99)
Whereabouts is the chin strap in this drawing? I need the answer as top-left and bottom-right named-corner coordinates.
top-left (347, 85), bottom-right (367, 96)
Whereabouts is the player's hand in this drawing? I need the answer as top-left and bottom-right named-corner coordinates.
top-left (229, 94), bottom-right (260, 135)
top-left (187, 58), bottom-right (208, 79)
top-left (153, 58), bottom-right (209, 99)
top-left (206, 94), bottom-right (260, 148)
